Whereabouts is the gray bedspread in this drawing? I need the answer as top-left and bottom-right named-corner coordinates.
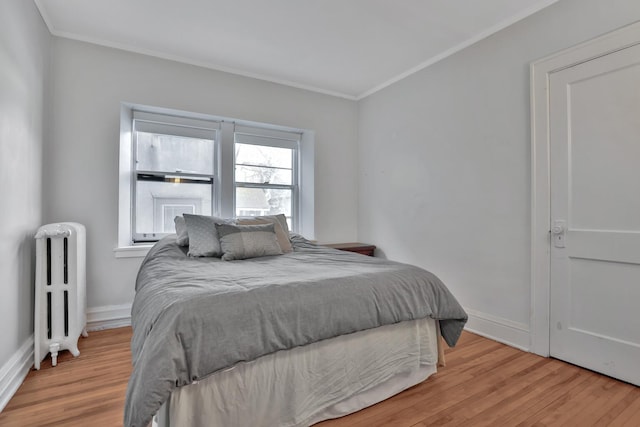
top-left (124, 235), bottom-right (467, 427)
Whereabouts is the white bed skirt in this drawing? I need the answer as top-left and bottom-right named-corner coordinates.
top-left (155, 318), bottom-right (438, 427)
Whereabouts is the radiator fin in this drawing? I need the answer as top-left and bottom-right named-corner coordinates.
top-left (46, 238), bottom-right (51, 286)
top-left (47, 292), bottom-right (52, 340)
top-left (63, 237), bottom-right (68, 284)
top-left (64, 290), bottom-right (69, 337)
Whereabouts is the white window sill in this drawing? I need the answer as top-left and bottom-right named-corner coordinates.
top-left (113, 245), bottom-right (153, 258)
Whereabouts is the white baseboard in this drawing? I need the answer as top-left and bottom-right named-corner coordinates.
top-left (86, 303), bottom-right (132, 331)
top-left (0, 335), bottom-right (34, 412)
top-left (0, 304), bottom-right (132, 413)
top-left (464, 308), bottom-right (530, 352)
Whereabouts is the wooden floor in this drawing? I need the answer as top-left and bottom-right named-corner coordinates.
top-left (1, 329), bottom-right (638, 426)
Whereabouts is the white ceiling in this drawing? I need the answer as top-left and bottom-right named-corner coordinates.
top-left (35, 0), bottom-right (558, 100)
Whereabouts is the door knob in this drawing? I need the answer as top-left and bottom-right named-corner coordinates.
top-left (552, 220), bottom-right (566, 248)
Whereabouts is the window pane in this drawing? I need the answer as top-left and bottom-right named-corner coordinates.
top-left (135, 180), bottom-right (212, 234)
top-left (136, 132), bottom-right (214, 175)
top-left (235, 143), bottom-right (292, 169)
top-left (235, 165), bottom-right (292, 185)
top-left (236, 187), bottom-right (291, 218)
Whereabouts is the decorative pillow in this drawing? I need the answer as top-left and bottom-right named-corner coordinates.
top-left (236, 214), bottom-right (292, 253)
top-left (183, 214), bottom-right (230, 257)
top-left (174, 216), bottom-right (189, 246)
top-left (216, 223), bottom-right (283, 261)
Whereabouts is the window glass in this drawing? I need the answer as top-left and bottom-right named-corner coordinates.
top-left (235, 187), bottom-right (292, 223)
top-left (235, 144), bottom-right (293, 185)
top-left (163, 204), bottom-right (195, 231)
top-left (235, 165), bottom-right (292, 185)
top-left (135, 179), bottom-right (212, 235)
top-left (136, 132), bottom-right (214, 175)
top-left (235, 143), bottom-right (292, 169)
top-left (234, 141), bottom-right (295, 229)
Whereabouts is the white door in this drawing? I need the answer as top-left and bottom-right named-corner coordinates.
top-left (549, 42), bottom-right (640, 386)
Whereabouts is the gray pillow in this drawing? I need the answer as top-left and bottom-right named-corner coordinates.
top-left (174, 216), bottom-right (189, 246)
top-left (236, 214), bottom-right (292, 253)
top-left (216, 223), bottom-right (283, 261)
top-left (183, 214), bottom-right (229, 257)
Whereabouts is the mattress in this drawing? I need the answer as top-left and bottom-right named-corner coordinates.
top-left (155, 317), bottom-right (439, 427)
top-left (126, 235), bottom-right (467, 427)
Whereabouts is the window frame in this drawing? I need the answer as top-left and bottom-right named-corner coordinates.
top-left (116, 103), bottom-right (315, 257)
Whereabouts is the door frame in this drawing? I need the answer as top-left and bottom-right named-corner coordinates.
top-left (530, 21), bottom-right (640, 357)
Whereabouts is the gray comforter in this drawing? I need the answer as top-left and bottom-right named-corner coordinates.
top-left (124, 235), bottom-right (467, 427)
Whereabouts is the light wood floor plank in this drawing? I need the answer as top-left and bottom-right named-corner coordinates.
top-left (0, 328), bottom-right (132, 427)
top-left (0, 328), bottom-right (638, 426)
top-left (319, 348), bottom-right (516, 427)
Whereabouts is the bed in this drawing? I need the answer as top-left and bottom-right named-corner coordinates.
top-left (124, 230), bottom-right (467, 427)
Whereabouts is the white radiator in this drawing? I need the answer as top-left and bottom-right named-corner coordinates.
top-left (34, 222), bottom-right (88, 369)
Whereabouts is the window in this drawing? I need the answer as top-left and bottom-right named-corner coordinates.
top-left (117, 104), bottom-right (315, 256)
top-left (132, 112), bottom-right (218, 242)
top-left (234, 125), bottom-right (300, 229)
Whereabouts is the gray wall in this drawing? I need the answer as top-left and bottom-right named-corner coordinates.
top-left (357, 0), bottom-right (640, 340)
top-left (45, 38), bottom-right (359, 309)
top-left (0, 0), bottom-right (50, 367)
